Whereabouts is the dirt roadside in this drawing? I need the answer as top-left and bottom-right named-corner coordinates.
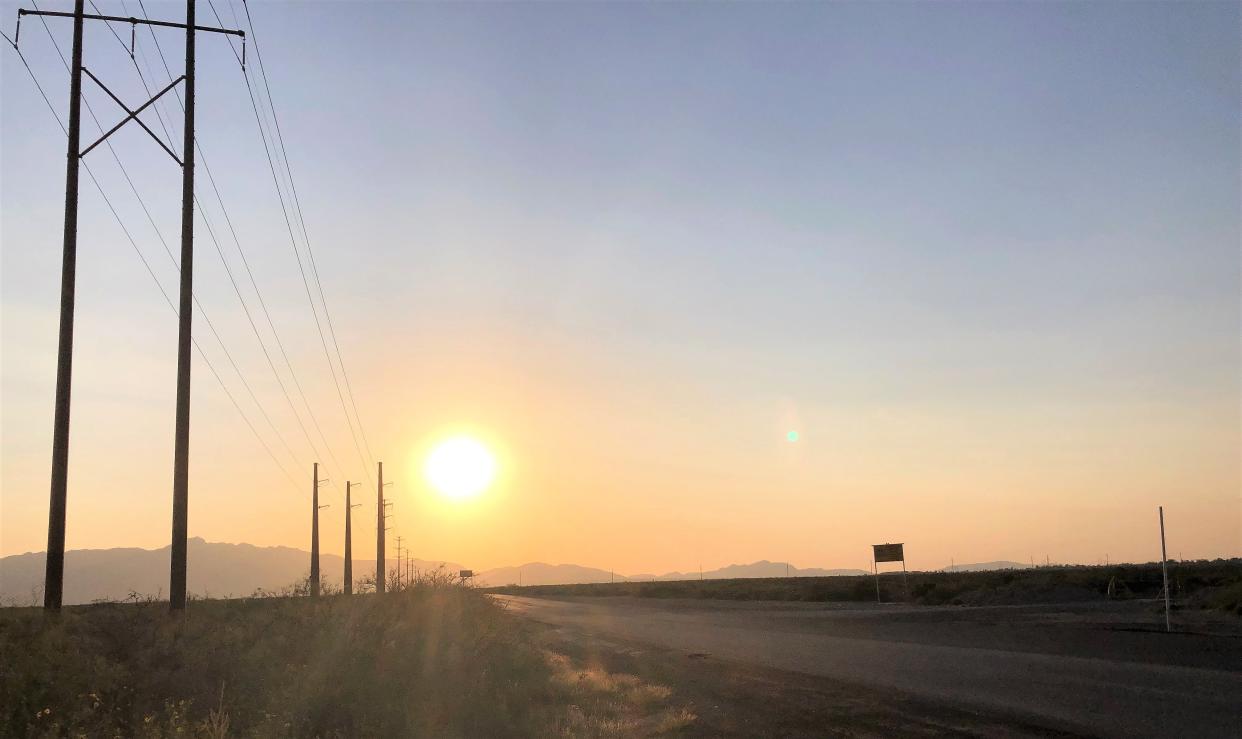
top-left (535, 619), bottom-right (1083, 738)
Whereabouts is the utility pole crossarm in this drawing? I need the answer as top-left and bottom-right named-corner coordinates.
top-left (17, 8), bottom-right (244, 37)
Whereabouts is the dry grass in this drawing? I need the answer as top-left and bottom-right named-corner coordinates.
top-left (0, 586), bottom-right (695, 737)
top-left (490, 559), bottom-right (1242, 610)
top-left (545, 651), bottom-right (694, 737)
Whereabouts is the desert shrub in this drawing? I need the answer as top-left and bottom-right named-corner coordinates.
top-left (1201, 582), bottom-right (1242, 616)
top-left (489, 560), bottom-right (1242, 608)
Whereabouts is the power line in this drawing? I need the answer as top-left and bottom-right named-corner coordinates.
top-left (234, 31), bottom-right (372, 487)
top-left (32, 0), bottom-right (317, 487)
top-left (247, 0), bottom-right (377, 470)
top-left (134, 0), bottom-right (353, 499)
top-left (4, 34), bottom-right (301, 494)
top-left (241, 0), bottom-right (378, 480)
top-left (90, 1), bottom-right (324, 482)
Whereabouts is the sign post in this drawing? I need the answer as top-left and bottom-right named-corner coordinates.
top-left (872, 543), bottom-right (906, 603)
top-left (1159, 507), bottom-right (1170, 633)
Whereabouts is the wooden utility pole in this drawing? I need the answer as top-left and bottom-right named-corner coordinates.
top-left (21, 0), bottom-right (243, 612)
top-left (376, 461), bottom-right (385, 593)
top-left (395, 535), bottom-right (403, 590)
top-left (310, 463), bottom-right (329, 597)
top-left (167, 0), bottom-right (198, 613)
top-left (344, 481), bottom-right (360, 595)
top-left (311, 463), bottom-right (320, 596)
top-left (42, 0), bottom-right (85, 613)
top-left (168, 0), bottom-right (197, 613)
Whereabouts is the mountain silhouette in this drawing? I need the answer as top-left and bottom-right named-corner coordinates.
top-left (3, 542), bottom-right (874, 604)
top-left (0, 538), bottom-right (461, 606)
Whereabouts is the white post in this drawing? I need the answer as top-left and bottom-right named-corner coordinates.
top-left (1159, 506), bottom-right (1171, 632)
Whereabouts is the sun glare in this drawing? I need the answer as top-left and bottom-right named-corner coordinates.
top-left (425, 437), bottom-right (496, 501)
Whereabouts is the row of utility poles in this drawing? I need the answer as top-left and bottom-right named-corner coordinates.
top-left (308, 461), bottom-right (400, 597)
top-left (26, 2), bottom-right (395, 610)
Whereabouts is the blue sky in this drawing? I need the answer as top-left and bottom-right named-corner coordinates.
top-left (2, 1), bottom-right (1238, 570)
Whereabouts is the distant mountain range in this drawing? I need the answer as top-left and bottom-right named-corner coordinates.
top-left (0, 540), bottom-right (1023, 605)
top-left (0, 539), bottom-right (462, 606)
top-left (623, 561), bottom-right (871, 583)
top-left (468, 560), bottom-right (872, 587)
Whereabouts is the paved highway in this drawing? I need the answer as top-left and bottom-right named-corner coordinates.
top-left (497, 595), bottom-right (1242, 738)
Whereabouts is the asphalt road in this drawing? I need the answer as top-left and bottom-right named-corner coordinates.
top-left (496, 595), bottom-right (1242, 738)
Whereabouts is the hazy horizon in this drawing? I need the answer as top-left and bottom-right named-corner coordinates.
top-left (3, 1), bottom-right (1239, 575)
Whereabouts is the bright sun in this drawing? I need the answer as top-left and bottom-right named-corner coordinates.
top-left (424, 437), bottom-right (496, 501)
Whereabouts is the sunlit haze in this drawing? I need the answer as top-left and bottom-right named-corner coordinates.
top-left (1, 0), bottom-right (1238, 577)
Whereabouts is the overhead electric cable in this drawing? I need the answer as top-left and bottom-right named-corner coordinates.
top-left (242, 0), bottom-right (379, 478)
top-left (5, 36), bottom-right (301, 494)
top-left (135, 0), bottom-right (354, 496)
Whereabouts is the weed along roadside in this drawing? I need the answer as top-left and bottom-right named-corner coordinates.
top-left (487, 559), bottom-right (1242, 615)
top-left (0, 583), bottom-right (697, 737)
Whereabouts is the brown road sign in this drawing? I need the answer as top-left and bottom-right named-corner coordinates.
top-left (873, 543), bottom-right (904, 563)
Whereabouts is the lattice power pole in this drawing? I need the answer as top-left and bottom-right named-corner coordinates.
top-left (19, 0), bottom-right (244, 611)
top-left (310, 463), bottom-right (329, 597)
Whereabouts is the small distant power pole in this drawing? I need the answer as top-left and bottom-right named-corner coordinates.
top-left (344, 481), bottom-right (361, 595)
top-left (395, 535), bottom-right (403, 590)
top-left (310, 463), bottom-right (329, 597)
top-left (1159, 506), bottom-right (1171, 633)
top-left (376, 461), bottom-right (385, 594)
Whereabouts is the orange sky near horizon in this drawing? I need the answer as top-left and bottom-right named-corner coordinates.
top-left (2, 319), bottom-right (1237, 574)
top-left (2, 2), bottom-right (1239, 576)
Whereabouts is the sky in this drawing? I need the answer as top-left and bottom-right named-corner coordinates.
top-left (1, 1), bottom-right (1238, 577)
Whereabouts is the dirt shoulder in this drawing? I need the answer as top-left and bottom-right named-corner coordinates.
top-left (525, 595), bottom-right (1242, 671)
top-left (534, 618), bottom-right (1081, 738)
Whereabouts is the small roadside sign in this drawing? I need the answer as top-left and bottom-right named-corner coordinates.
top-left (871, 543), bottom-right (908, 603)
top-left (873, 543), bottom-right (904, 563)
